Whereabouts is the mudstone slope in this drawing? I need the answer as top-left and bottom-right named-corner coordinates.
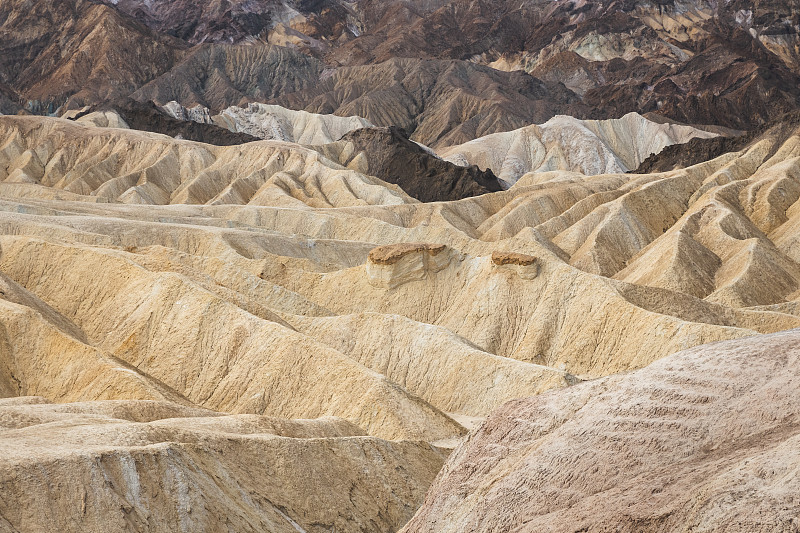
top-left (402, 329), bottom-right (800, 532)
top-left (1, 104), bottom-right (800, 531)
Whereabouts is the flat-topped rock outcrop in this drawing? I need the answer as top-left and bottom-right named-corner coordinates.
top-left (368, 243), bottom-right (447, 265)
top-left (367, 243), bottom-right (453, 288)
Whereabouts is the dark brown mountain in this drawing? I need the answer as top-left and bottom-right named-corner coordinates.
top-left (0, 82), bottom-right (21, 115)
top-left (336, 126), bottom-right (502, 201)
top-left (0, 0), bottom-right (188, 113)
top-left (320, 0), bottom-right (800, 131)
top-left (108, 99), bottom-right (261, 145)
top-left (271, 57), bottom-right (590, 147)
top-left (4, 0), bottom-right (800, 143)
top-left (97, 0), bottom-right (357, 47)
top-left (131, 43), bottom-right (323, 111)
top-left (634, 110), bottom-right (800, 173)
top-left (98, 0), bottom-right (275, 43)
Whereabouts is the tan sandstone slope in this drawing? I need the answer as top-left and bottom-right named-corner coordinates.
top-left (0, 113), bottom-right (799, 530)
top-left (402, 329), bottom-right (800, 533)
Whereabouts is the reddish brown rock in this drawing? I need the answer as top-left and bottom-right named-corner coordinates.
top-left (368, 243), bottom-right (447, 265)
top-left (491, 251), bottom-right (536, 266)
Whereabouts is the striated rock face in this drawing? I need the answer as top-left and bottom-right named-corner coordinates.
top-left (3, 0), bottom-right (800, 141)
top-left (2, 115), bottom-right (799, 382)
top-left (114, 99), bottom-right (261, 146)
top-left (215, 103), bottom-right (372, 144)
top-left (367, 243), bottom-right (452, 288)
top-left (99, 0), bottom-right (279, 44)
top-left (1, 0), bottom-right (800, 140)
top-left (99, 0), bottom-right (356, 48)
top-left (322, 0), bottom-right (800, 131)
top-left (1, 113), bottom-right (800, 530)
top-left (402, 329), bottom-right (800, 533)
top-left (132, 43), bottom-right (323, 111)
top-left (0, 398), bottom-right (445, 532)
top-left (0, 115), bottom-right (411, 206)
top-left (634, 110), bottom-right (800, 174)
top-left (0, 0), bottom-right (188, 112)
top-left (438, 112), bottom-right (718, 186)
top-left (0, 82), bottom-right (21, 115)
top-left (4, 0), bottom-right (800, 529)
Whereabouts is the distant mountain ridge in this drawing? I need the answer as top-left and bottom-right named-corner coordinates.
top-left (2, 0), bottom-right (800, 139)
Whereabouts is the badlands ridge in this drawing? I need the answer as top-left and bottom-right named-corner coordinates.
top-left (2, 0), bottom-right (800, 529)
top-left (0, 107), bottom-right (799, 529)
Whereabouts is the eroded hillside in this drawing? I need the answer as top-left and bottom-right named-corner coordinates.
top-left (0, 94), bottom-right (799, 529)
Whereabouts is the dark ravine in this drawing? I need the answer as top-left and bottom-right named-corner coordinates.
top-left (339, 126), bottom-right (503, 202)
top-left (0, 83), bottom-right (21, 115)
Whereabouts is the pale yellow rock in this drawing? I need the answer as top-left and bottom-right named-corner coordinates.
top-left (0, 113), bottom-right (799, 531)
top-left (402, 329), bottom-right (800, 533)
top-left (0, 116), bottom-right (412, 207)
top-left (213, 103), bottom-right (373, 144)
top-left (75, 110), bottom-right (130, 129)
top-left (366, 243), bottom-right (454, 288)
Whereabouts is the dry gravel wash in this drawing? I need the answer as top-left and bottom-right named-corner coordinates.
top-left (0, 115), bottom-right (800, 530)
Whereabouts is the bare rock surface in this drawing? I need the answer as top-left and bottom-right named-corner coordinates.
top-left (163, 100), bottom-right (373, 144)
top-left (131, 43), bottom-right (323, 111)
top-left (272, 58), bottom-right (589, 148)
top-left (402, 329), bottom-right (800, 533)
top-left (0, 398), bottom-right (445, 533)
top-left (320, 126), bottom-right (503, 201)
top-left (0, 0), bottom-right (188, 113)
